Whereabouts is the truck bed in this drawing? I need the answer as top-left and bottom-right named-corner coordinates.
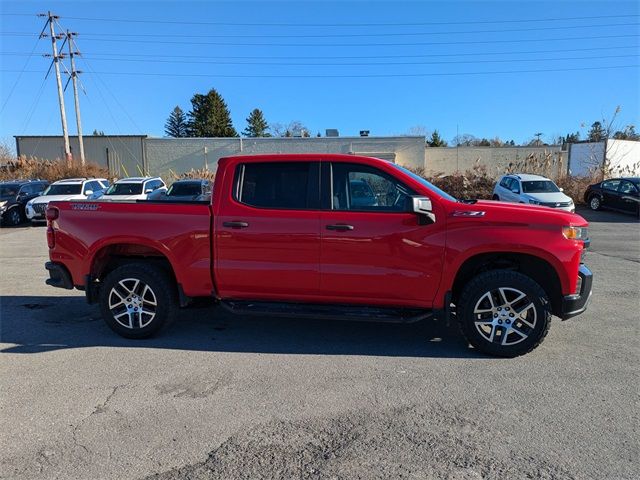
top-left (48, 200), bottom-right (214, 297)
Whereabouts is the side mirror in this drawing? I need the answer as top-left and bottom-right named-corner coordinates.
top-left (144, 188), bottom-right (153, 194)
top-left (559, 187), bottom-right (564, 192)
top-left (511, 188), bottom-right (520, 194)
top-left (84, 190), bottom-right (93, 196)
top-left (412, 196), bottom-right (436, 223)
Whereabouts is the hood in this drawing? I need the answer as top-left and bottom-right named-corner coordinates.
top-left (462, 200), bottom-right (587, 226)
top-left (523, 192), bottom-right (573, 203)
top-left (31, 194), bottom-right (85, 204)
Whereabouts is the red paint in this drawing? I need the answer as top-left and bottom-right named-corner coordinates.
top-left (48, 154), bottom-right (588, 309)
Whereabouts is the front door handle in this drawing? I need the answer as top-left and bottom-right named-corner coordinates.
top-left (326, 224), bottom-right (354, 231)
top-left (223, 221), bottom-right (249, 229)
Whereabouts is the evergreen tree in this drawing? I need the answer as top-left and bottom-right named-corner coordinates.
top-left (427, 130), bottom-right (447, 147)
top-left (187, 89), bottom-right (238, 137)
top-left (164, 106), bottom-right (188, 138)
top-left (243, 108), bottom-right (269, 137)
top-left (588, 121), bottom-right (605, 142)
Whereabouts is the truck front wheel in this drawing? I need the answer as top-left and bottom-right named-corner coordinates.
top-left (457, 270), bottom-right (552, 357)
top-left (99, 262), bottom-right (177, 339)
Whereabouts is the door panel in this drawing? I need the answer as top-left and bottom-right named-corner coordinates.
top-left (617, 181), bottom-right (639, 212)
top-left (319, 162), bottom-right (445, 307)
top-left (214, 161), bottom-right (321, 300)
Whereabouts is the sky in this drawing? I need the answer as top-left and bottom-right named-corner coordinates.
top-left (1, 0), bottom-right (638, 148)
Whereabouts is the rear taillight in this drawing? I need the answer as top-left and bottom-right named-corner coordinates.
top-left (47, 226), bottom-right (55, 249)
top-left (46, 206), bottom-right (59, 221)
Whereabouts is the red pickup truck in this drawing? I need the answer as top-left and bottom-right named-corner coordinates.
top-left (44, 154), bottom-right (592, 357)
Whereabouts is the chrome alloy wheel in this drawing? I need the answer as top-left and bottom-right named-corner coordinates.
top-left (472, 287), bottom-right (537, 346)
top-left (590, 196), bottom-right (601, 210)
top-left (108, 278), bottom-right (158, 329)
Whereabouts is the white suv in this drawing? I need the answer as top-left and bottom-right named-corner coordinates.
top-left (492, 174), bottom-right (574, 212)
top-left (96, 177), bottom-right (166, 201)
top-left (26, 178), bottom-right (109, 223)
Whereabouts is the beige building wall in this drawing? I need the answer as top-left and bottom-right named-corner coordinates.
top-left (425, 146), bottom-right (568, 180)
top-left (144, 136), bottom-right (425, 178)
top-left (15, 135), bottom-right (147, 178)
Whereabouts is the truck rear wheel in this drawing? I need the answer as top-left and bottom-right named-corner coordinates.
top-left (99, 262), bottom-right (177, 339)
top-left (457, 270), bottom-right (552, 357)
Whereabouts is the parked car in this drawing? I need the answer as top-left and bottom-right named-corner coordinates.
top-left (147, 179), bottom-right (211, 202)
top-left (96, 177), bottom-right (166, 201)
top-left (0, 179), bottom-right (49, 226)
top-left (493, 174), bottom-right (575, 212)
top-left (583, 177), bottom-right (640, 216)
top-left (26, 178), bottom-right (109, 223)
top-left (43, 154), bottom-right (592, 358)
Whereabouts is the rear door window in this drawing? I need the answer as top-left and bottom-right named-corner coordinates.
top-left (235, 162), bottom-right (318, 210)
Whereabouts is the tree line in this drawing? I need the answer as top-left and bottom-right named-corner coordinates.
top-left (164, 88), bottom-right (312, 139)
top-left (165, 91), bottom-right (639, 145)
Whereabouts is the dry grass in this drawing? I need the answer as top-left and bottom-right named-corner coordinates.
top-left (0, 156), bottom-right (110, 182)
top-left (169, 168), bottom-right (216, 181)
top-left (409, 162), bottom-right (597, 205)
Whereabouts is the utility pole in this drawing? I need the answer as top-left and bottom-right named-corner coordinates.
top-left (66, 30), bottom-right (85, 164)
top-left (41, 11), bottom-right (72, 164)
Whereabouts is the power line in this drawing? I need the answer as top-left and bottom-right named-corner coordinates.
top-left (3, 64), bottom-right (637, 79)
top-left (34, 52), bottom-right (640, 67)
top-left (21, 33), bottom-right (639, 48)
top-left (2, 45), bottom-right (636, 60)
top-left (3, 22), bottom-right (639, 38)
top-left (1, 12), bottom-right (637, 27)
top-left (0, 30), bottom-right (42, 114)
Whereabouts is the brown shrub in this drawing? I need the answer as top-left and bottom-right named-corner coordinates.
top-left (0, 156), bottom-right (110, 183)
top-left (170, 168), bottom-right (216, 181)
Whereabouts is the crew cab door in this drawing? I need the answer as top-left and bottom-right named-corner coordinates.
top-left (214, 160), bottom-right (321, 300)
top-left (319, 161), bottom-right (445, 307)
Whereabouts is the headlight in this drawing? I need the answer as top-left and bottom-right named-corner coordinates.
top-left (0, 200), bottom-right (6, 207)
top-left (529, 199), bottom-right (541, 205)
top-left (562, 226), bottom-right (588, 240)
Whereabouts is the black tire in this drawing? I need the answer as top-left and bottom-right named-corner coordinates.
top-left (457, 270), bottom-right (552, 357)
top-left (3, 207), bottom-right (23, 226)
top-left (492, 194), bottom-right (500, 201)
top-left (99, 262), bottom-right (177, 339)
top-left (588, 195), bottom-right (601, 211)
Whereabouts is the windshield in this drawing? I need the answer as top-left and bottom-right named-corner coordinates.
top-left (522, 180), bottom-right (560, 193)
top-left (390, 163), bottom-right (458, 202)
top-left (105, 183), bottom-right (143, 195)
top-left (0, 185), bottom-right (19, 197)
top-left (168, 182), bottom-right (201, 196)
top-left (43, 184), bottom-right (82, 195)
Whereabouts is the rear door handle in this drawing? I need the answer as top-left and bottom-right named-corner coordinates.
top-left (223, 221), bottom-right (249, 229)
top-left (326, 224), bottom-right (354, 231)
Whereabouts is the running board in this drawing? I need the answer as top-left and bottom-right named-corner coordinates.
top-left (220, 300), bottom-right (432, 324)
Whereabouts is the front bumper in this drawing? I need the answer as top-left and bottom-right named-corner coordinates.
top-left (45, 262), bottom-right (74, 290)
top-left (560, 264), bottom-right (593, 319)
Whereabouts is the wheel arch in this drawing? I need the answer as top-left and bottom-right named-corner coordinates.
top-left (451, 252), bottom-right (563, 317)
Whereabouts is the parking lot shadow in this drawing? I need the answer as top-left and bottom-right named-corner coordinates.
top-left (575, 206), bottom-right (639, 223)
top-left (0, 295), bottom-right (483, 359)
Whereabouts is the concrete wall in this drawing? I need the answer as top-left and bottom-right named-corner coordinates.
top-left (567, 142), bottom-right (605, 176)
top-left (144, 136), bottom-right (425, 178)
top-left (425, 146), bottom-right (568, 180)
top-left (606, 139), bottom-right (640, 176)
top-left (15, 136), bottom-right (147, 177)
top-left (16, 135), bottom-right (425, 181)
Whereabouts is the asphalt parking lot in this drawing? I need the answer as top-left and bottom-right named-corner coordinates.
top-left (0, 207), bottom-right (638, 480)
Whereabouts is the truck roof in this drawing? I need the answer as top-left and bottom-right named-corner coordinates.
top-left (221, 153), bottom-right (388, 163)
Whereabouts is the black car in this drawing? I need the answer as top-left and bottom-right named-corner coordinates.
top-left (583, 177), bottom-right (640, 216)
top-left (0, 180), bottom-right (49, 226)
top-left (148, 179), bottom-right (212, 202)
